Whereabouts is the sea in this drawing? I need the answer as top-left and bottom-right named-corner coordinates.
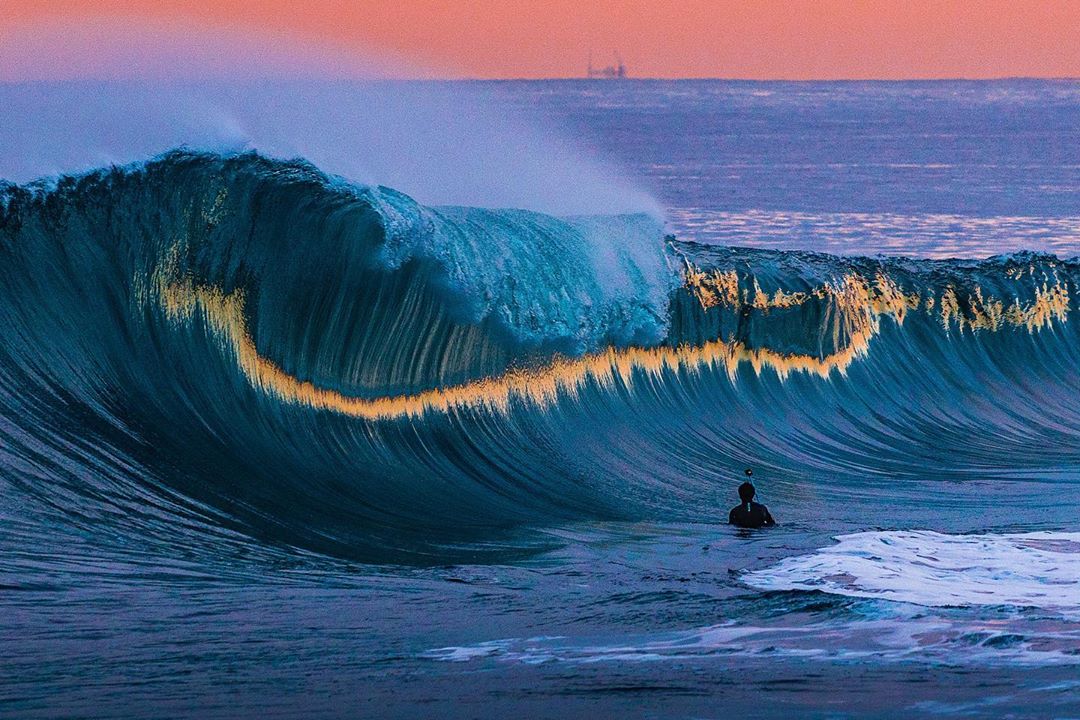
top-left (2, 79), bottom-right (1080, 719)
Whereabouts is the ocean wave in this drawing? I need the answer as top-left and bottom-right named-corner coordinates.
top-left (744, 530), bottom-right (1080, 611)
top-left (424, 609), bottom-right (1080, 667)
top-left (2, 151), bottom-right (1079, 562)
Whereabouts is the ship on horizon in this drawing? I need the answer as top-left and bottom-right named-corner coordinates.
top-left (587, 51), bottom-right (627, 79)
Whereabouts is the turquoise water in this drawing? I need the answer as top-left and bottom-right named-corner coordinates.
top-left (2, 80), bottom-right (1080, 718)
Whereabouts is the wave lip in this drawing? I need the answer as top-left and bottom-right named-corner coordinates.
top-left (744, 531), bottom-right (1080, 612)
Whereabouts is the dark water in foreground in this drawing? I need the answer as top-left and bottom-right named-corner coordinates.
top-left (2, 80), bottom-right (1080, 718)
top-left (6, 522), bottom-right (1080, 718)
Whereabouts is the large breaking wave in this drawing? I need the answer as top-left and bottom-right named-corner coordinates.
top-left (2, 151), bottom-right (1079, 562)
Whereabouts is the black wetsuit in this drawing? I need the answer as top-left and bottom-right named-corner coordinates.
top-left (728, 501), bottom-right (775, 529)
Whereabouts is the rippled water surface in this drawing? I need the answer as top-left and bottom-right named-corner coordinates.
top-left (3, 80), bottom-right (1080, 719)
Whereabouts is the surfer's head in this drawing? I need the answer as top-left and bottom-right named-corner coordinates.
top-left (738, 481), bottom-right (756, 503)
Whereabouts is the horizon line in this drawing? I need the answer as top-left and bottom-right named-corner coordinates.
top-left (4, 75), bottom-right (1080, 85)
top-left (457, 74), bottom-right (1080, 82)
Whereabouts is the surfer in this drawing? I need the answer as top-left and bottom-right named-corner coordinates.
top-left (729, 469), bottom-right (776, 529)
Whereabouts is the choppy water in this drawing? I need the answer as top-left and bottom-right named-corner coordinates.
top-left (2, 80), bottom-right (1080, 719)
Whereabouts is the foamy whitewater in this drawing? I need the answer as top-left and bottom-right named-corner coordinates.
top-left (2, 80), bottom-right (1080, 719)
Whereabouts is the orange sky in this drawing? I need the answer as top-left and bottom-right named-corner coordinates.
top-left (6, 0), bottom-right (1080, 79)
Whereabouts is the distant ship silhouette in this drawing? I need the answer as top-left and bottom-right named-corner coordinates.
top-left (587, 51), bottom-right (627, 79)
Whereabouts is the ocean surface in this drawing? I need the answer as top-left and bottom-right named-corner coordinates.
top-left (2, 79), bottom-right (1080, 719)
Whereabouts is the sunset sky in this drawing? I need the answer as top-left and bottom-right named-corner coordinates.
top-left (4, 0), bottom-right (1080, 80)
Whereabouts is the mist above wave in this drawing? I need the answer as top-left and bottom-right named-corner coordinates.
top-left (0, 21), bottom-right (658, 215)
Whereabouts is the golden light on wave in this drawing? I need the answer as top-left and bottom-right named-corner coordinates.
top-left (158, 281), bottom-right (884, 421)
top-left (156, 263), bottom-right (1071, 421)
top-left (938, 282), bottom-right (1071, 332)
top-left (684, 261), bottom-right (1071, 334)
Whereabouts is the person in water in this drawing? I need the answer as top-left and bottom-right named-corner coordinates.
top-left (728, 469), bottom-right (776, 528)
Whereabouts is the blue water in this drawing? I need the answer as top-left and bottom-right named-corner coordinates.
top-left (508, 79), bottom-right (1080, 257)
top-left (2, 80), bottom-right (1080, 719)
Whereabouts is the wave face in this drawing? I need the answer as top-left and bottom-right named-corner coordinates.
top-left (2, 151), bottom-right (1079, 562)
